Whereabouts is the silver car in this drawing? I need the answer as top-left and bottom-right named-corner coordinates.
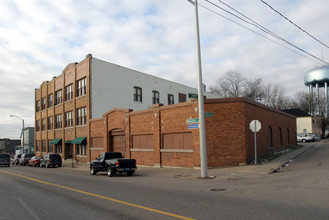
top-left (297, 134), bottom-right (313, 142)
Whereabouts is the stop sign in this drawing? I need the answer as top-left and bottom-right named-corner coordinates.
top-left (250, 120), bottom-right (261, 132)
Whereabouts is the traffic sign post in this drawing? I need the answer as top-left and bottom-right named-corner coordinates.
top-left (249, 120), bottom-right (261, 165)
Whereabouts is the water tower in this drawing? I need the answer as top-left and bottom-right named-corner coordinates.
top-left (304, 65), bottom-right (329, 117)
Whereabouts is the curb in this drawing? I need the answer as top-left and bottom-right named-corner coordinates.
top-left (270, 145), bottom-right (316, 173)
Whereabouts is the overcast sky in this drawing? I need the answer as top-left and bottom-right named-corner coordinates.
top-left (1, 0), bottom-right (328, 139)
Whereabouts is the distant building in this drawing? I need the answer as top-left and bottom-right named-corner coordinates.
top-left (21, 127), bottom-right (35, 153)
top-left (282, 108), bottom-right (321, 134)
top-left (0, 139), bottom-right (21, 155)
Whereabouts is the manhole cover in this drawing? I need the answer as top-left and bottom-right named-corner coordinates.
top-left (210, 188), bottom-right (226, 192)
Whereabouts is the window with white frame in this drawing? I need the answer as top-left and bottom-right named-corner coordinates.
top-left (76, 144), bottom-right (87, 155)
top-left (168, 94), bottom-right (174, 105)
top-left (77, 107), bottom-right (87, 125)
top-left (65, 84), bottom-right (73, 101)
top-left (152, 90), bottom-right (159, 104)
top-left (133, 87), bottom-right (142, 102)
top-left (55, 89), bottom-right (62, 105)
top-left (77, 77), bottom-right (87, 97)
top-left (48, 93), bottom-right (53, 108)
top-left (65, 111), bottom-right (73, 127)
top-left (55, 114), bottom-right (62, 129)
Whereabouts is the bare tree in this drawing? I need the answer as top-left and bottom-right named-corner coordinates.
top-left (242, 78), bottom-right (265, 101)
top-left (262, 82), bottom-right (286, 109)
top-left (209, 71), bottom-right (245, 98)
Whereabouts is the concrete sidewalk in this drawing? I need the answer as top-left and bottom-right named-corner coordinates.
top-left (61, 143), bottom-right (319, 179)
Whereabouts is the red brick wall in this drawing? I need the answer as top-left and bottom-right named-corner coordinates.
top-left (204, 100), bottom-right (247, 167)
top-left (89, 98), bottom-right (296, 168)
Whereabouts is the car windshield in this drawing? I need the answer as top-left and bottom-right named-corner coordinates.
top-left (0, 154), bottom-right (9, 158)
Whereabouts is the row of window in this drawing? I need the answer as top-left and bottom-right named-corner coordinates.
top-left (36, 107), bottom-right (87, 131)
top-left (133, 87), bottom-right (186, 105)
top-left (36, 78), bottom-right (87, 112)
top-left (35, 141), bottom-right (86, 155)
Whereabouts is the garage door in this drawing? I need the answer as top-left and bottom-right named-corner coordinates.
top-left (110, 129), bottom-right (125, 153)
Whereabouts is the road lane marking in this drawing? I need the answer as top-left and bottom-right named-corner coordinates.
top-left (0, 170), bottom-right (195, 220)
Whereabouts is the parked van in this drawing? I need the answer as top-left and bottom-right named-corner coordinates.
top-left (0, 153), bottom-right (10, 167)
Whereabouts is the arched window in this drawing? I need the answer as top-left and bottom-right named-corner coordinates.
top-left (278, 128), bottom-right (282, 147)
top-left (267, 126), bottom-right (273, 148)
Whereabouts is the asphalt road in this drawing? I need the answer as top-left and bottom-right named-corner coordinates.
top-left (0, 142), bottom-right (328, 220)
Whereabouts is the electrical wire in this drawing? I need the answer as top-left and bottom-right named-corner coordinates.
top-left (203, 0), bottom-right (328, 64)
top-left (260, 0), bottom-right (329, 50)
top-left (195, 1), bottom-right (323, 65)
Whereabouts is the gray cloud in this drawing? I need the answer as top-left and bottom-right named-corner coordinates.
top-left (1, 0), bottom-right (328, 138)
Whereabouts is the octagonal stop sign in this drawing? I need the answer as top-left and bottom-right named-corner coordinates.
top-left (250, 120), bottom-right (261, 132)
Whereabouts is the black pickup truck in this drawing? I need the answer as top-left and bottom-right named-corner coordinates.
top-left (90, 152), bottom-right (137, 177)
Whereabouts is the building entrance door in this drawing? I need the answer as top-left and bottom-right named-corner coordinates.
top-left (65, 143), bottom-right (73, 159)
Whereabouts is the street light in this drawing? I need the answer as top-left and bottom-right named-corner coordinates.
top-left (10, 115), bottom-right (25, 153)
top-left (188, 0), bottom-right (208, 178)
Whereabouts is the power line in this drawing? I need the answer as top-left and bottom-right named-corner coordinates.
top-left (201, 0), bottom-right (328, 65)
top-left (195, 2), bottom-right (323, 65)
top-left (259, 0), bottom-right (329, 50)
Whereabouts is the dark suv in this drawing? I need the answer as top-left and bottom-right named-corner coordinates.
top-left (20, 153), bottom-right (35, 166)
top-left (0, 153), bottom-right (10, 167)
top-left (40, 153), bottom-right (62, 168)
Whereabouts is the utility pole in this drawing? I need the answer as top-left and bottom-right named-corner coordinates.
top-left (189, 0), bottom-right (208, 178)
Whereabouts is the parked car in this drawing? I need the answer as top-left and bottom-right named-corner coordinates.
top-left (297, 134), bottom-right (313, 142)
top-left (309, 133), bottom-right (321, 141)
top-left (28, 156), bottom-right (43, 167)
top-left (90, 152), bottom-right (137, 177)
top-left (40, 153), bottom-right (62, 168)
top-left (0, 153), bottom-right (10, 167)
top-left (13, 154), bottom-right (21, 165)
top-left (19, 153), bottom-right (35, 166)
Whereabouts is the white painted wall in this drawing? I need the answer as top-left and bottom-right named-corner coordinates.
top-left (90, 58), bottom-right (220, 118)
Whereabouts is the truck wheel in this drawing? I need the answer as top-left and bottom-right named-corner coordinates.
top-left (107, 167), bottom-right (115, 177)
top-left (127, 171), bottom-right (135, 176)
top-left (90, 166), bottom-right (97, 175)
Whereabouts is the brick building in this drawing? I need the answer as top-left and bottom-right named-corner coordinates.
top-left (34, 54), bottom-right (219, 162)
top-left (89, 98), bottom-right (296, 168)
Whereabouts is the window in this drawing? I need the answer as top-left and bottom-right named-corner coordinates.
top-left (36, 120), bottom-right (40, 131)
top-left (132, 135), bottom-right (153, 149)
top-left (48, 94), bottom-right (53, 108)
top-left (42, 140), bottom-right (46, 152)
top-left (65, 84), bottom-right (73, 101)
top-left (41, 118), bottom-right (46, 131)
top-left (48, 140), bottom-right (53, 153)
top-left (36, 100), bottom-right (40, 112)
top-left (76, 144), bottom-right (87, 155)
top-left (168, 94), bottom-right (174, 105)
top-left (287, 128), bottom-right (290, 145)
top-left (55, 144), bottom-right (62, 153)
top-left (278, 128), bottom-right (282, 147)
top-left (55, 114), bottom-right (62, 129)
top-left (152, 91), bottom-right (159, 104)
top-left (133, 87), bottom-right (142, 102)
top-left (55, 89), bottom-right (62, 105)
top-left (267, 127), bottom-right (273, 148)
top-left (36, 140), bottom-right (40, 152)
top-left (47, 117), bottom-right (53, 130)
top-left (178, 93), bottom-right (186, 103)
top-left (162, 133), bottom-right (192, 149)
top-left (41, 97), bottom-right (46, 110)
top-left (65, 111), bottom-right (73, 127)
top-left (77, 77), bottom-right (87, 97)
top-left (77, 107), bottom-right (87, 125)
